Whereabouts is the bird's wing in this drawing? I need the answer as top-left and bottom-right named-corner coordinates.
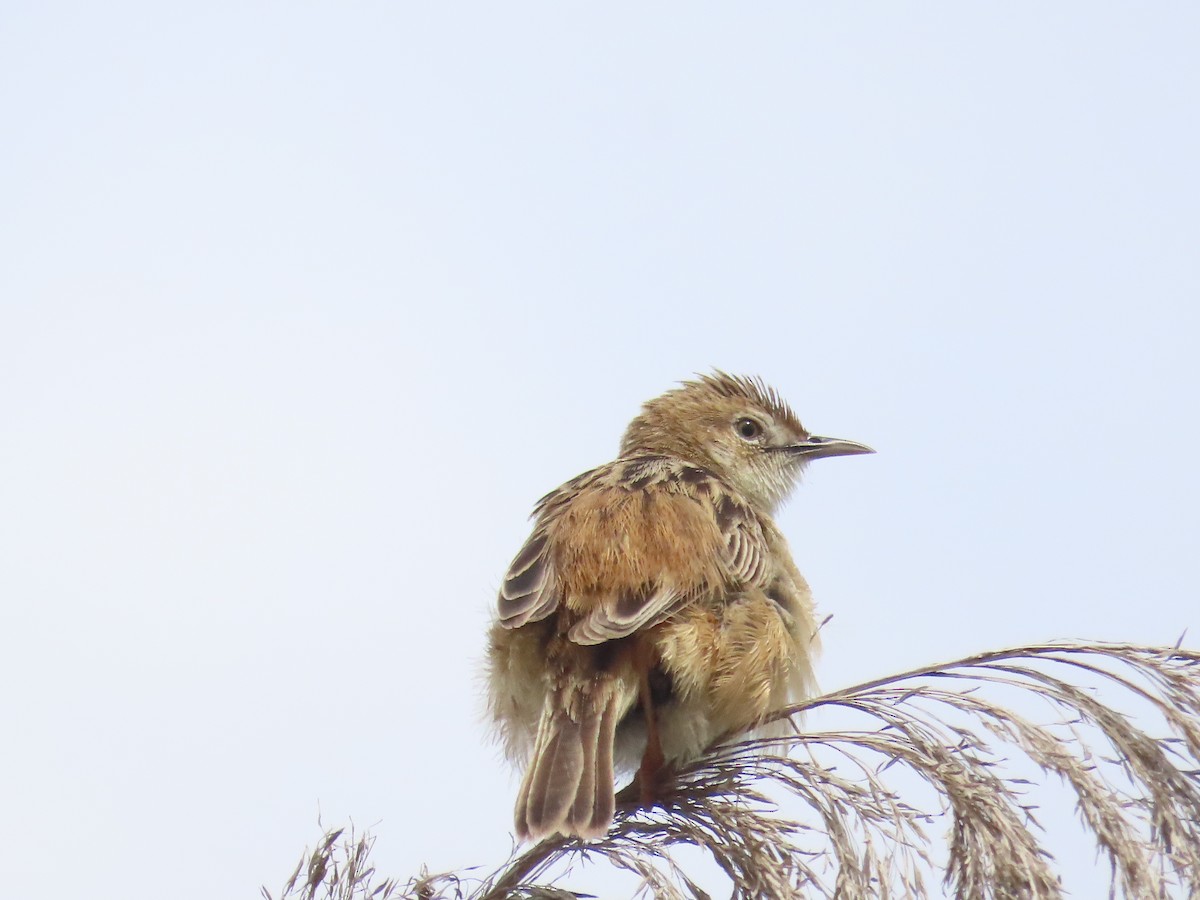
top-left (500, 456), bottom-right (770, 645)
top-left (496, 469), bottom-right (598, 629)
top-left (497, 529), bottom-right (559, 629)
top-left (714, 492), bottom-right (771, 587)
top-left (566, 584), bottom-right (689, 645)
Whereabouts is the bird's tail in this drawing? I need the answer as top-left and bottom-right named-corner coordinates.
top-left (514, 676), bottom-right (623, 841)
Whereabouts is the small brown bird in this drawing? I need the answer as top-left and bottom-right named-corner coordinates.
top-left (486, 372), bottom-right (872, 841)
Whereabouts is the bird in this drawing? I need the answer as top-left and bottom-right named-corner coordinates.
top-left (485, 372), bottom-right (873, 842)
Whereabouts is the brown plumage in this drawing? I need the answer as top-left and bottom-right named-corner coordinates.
top-left (486, 372), bottom-right (873, 841)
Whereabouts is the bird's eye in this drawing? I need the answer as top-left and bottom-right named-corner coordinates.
top-left (735, 418), bottom-right (764, 441)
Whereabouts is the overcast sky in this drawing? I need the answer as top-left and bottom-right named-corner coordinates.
top-left (2, 3), bottom-right (1198, 897)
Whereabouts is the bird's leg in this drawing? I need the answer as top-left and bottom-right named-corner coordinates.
top-left (634, 641), bottom-right (666, 805)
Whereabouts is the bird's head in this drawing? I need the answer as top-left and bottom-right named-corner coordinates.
top-left (619, 371), bottom-right (874, 512)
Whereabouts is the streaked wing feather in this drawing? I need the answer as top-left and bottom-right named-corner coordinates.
top-left (498, 531), bottom-right (559, 628)
top-left (712, 492), bottom-right (769, 586)
top-left (567, 586), bottom-right (686, 645)
top-left (725, 519), bottom-right (768, 585)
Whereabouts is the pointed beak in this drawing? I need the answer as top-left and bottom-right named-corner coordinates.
top-left (786, 435), bottom-right (876, 460)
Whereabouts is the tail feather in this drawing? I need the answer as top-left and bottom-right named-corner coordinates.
top-left (515, 681), bottom-right (621, 841)
top-left (568, 693), bottom-right (618, 833)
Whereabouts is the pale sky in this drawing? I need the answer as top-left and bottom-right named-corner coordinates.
top-left (2, 3), bottom-right (1198, 897)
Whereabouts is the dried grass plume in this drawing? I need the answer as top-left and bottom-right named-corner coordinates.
top-left (266, 640), bottom-right (1200, 899)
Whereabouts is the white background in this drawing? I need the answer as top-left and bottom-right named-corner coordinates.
top-left (2, 3), bottom-right (1197, 897)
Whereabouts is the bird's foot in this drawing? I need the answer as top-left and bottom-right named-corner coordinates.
top-left (615, 761), bottom-right (676, 811)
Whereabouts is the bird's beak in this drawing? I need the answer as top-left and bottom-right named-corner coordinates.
top-left (786, 435), bottom-right (876, 460)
